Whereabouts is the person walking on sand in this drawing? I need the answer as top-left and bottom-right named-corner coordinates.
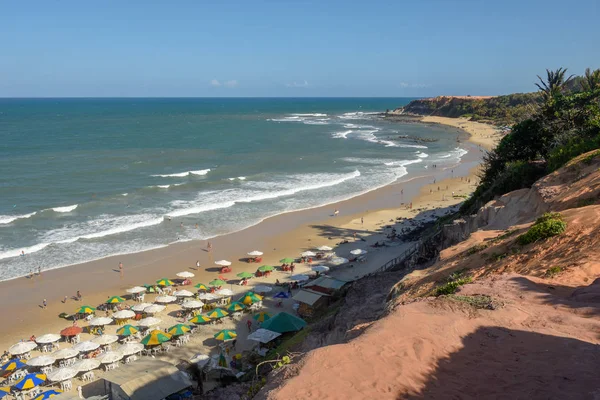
top-left (38, 266), bottom-right (41, 276)
top-left (196, 260), bottom-right (200, 269)
top-left (63, 295), bottom-right (68, 304)
top-left (42, 299), bottom-right (47, 309)
top-left (246, 319), bottom-right (252, 332)
top-left (207, 241), bottom-right (212, 252)
top-left (334, 209), bottom-right (339, 217)
top-left (361, 217), bottom-right (364, 225)
top-left (119, 262), bottom-right (123, 274)
top-left (77, 290), bottom-right (82, 301)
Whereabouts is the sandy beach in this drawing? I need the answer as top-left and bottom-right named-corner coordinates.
top-left (0, 117), bottom-right (498, 395)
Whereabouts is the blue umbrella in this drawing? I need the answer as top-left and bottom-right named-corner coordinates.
top-left (13, 373), bottom-right (46, 390)
top-left (273, 292), bottom-right (290, 299)
top-left (33, 390), bottom-right (63, 400)
top-left (1, 358), bottom-right (25, 372)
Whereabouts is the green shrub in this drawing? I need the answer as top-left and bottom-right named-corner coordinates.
top-left (535, 212), bottom-right (563, 224)
top-left (465, 244), bottom-right (488, 256)
top-left (517, 217), bottom-right (567, 245)
top-left (489, 252), bottom-right (507, 262)
top-left (548, 136), bottom-right (600, 171)
top-left (432, 277), bottom-right (473, 296)
top-left (544, 266), bottom-right (563, 278)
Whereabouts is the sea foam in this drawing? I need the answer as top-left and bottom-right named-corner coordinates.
top-left (151, 169), bottom-right (211, 178)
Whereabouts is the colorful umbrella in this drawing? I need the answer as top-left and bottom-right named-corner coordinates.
top-left (279, 258), bottom-right (295, 263)
top-left (1, 358), bottom-right (25, 372)
top-left (240, 292), bottom-right (263, 305)
top-left (0, 388), bottom-right (10, 399)
top-left (226, 302), bottom-right (246, 312)
top-left (236, 271), bottom-right (254, 279)
top-left (189, 315), bottom-right (212, 324)
top-left (14, 373), bottom-right (46, 390)
top-left (116, 324), bottom-right (139, 337)
top-left (156, 278), bottom-right (174, 286)
top-left (143, 284), bottom-right (156, 293)
top-left (194, 283), bottom-right (209, 290)
top-left (273, 291), bottom-right (290, 299)
top-left (60, 326), bottom-right (83, 337)
top-left (106, 296), bottom-right (125, 304)
top-left (74, 305), bottom-right (95, 314)
top-left (253, 312), bottom-right (272, 322)
top-left (167, 324), bottom-right (192, 336)
top-left (209, 279), bottom-right (226, 286)
top-left (33, 389), bottom-right (63, 399)
top-left (257, 265), bottom-right (274, 272)
top-left (206, 308), bottom-right (229, 319)
top-left (213, 329), bottom-right (237, 341)
top-left (140, 330), bottom-right (172, 346)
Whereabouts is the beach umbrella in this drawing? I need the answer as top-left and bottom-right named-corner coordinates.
top-left (73, 341), bottom-right (99, 353)
top-left (257, 265), bottom-right (274, 272)
top-left (214, 260), bottom-right (232, 266)
top-left (138, 317), bottom-right (162, 327)
top-left (35, 334), bottom-right (61, 344)
top-left (116, 324), bottom-right (139, 337)
top-left (350, 249), bottom-right (367, 256)
top-left (33, 390), bottom-right (63, 400)
top-left (213, 329), bottom-right (237, 341)
top-left (9, 341), bottom-right (37, 355)
top-left (98, 351), bottom-right (123, 364)
top-left (89, 317), bottom-right (113, 326)
top-left (254, 285), bottom-right (272, 293)
top-left (26, 356), bottom-right (55, 367)
top-left (173, 289), bottom-right (194, 297)
top-left (312, 265), bottom-right (330, 273)
top-left (253, 312), bottom-right (272, 322)
top-left (316, 245), bottom-right (333, 251)
top-left (131, 302), bottom-right (152, 312)
top-left (0, 387), bottom-right (10, 400)
top-left (140, 330), bottom-right (172, 346)
top-left (273, 291), bottom-right (290, 299)
top-left (167, 324), bottom-right (191, 336)
top-left (74, 305), bottom-right (96, 314)
top-left (1, 358), bottom-right (25, 372)
top-left (92, 335), bottom-right (119, 346)
top-left (240, 292), bottom-right (263, 305)
top-left (59, 326), bottom-right (83, 337)
top-left (126, 286), bottom-right (146, 294)
top-left (206, 308), bottom-right (228, 319)
top-left (301, 251), bottom-right (316, 257)
top-left (216, 288), bottom-right (234, 297)
top-left (156, 278), bottom-right (174, 286)
top-left (330, 257), bottom-right (349, 266)
top-left (194, 283), bottom-right (209, 291)
top-left (197, 292), bottom-right (218, 301)
top-left (143, 284), bottom-right (156, 293)
top-left (261, 312), bottom-right (307, 333)
top-left (279, 258), bottom-right (295, 264)
top-left (247, 251), bottom-right (263, 256)
top-left (113, 309), bottom-right (135, 319)
top-left (189, 315), bottom-right (212, 325)
top-left (71, 359), bottom-right (101, 373)
top-left (226, 302), bottom-right (246, 312)
top-left (290, 274), bottom-right (309, 282)
top-left (52, 348), bottom-right (79, 360)
top-left (14, 373), bottom-right (46, 390)
top-left (106, 296), bottom-right (125, 304)
top-left (236, 271), bottom-right (254, 279)
top-left (47, 367), bottom-right (77, 382)
top-left (176, 271), bottom-right (195, 278)
top-left (155, 295), bottom-right (177, 303)
top-left (181, 300), bottom-right (204, 309)
top-left (117, 343), bottom-right (144, 357)
top-left (144, 304), bottom-right (166, 314)
top-left (209, 279), bottom-right (226, 287)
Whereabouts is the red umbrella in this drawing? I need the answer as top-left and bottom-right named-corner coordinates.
top-left (60, 326), bottom-right (83, 337)
top-left (218, 275), bottom-right (228, 280)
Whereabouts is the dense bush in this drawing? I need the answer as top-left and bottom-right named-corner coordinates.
top-left (517, 214), bottom-right (566, 245)
top-left (432, 277), bottom-right (473, 296)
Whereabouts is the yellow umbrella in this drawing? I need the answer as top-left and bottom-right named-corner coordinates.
top-left (253, 312), bottom-right (272, 322)
top-left (194, 283), bottom-right (208, 291)
top-left (14, 373), bottom-right (46, 390)
top-left (189, 315), bottom-right (212, 324)
top-left (74, 305), bottom-right (95, 314)
top-left (156, 278), bottom-right (174, 287)
top-left (206, 308), bottom-right (228, 319)
top-left (140, 330), bottom-right (172, 346)
top-left (226, 302), bottom-right (246, 312)
top-left (214, 329), bottom-right (237, 341)
top-left (106, 296), bottom-right (125, 304)
top-left (240, 292), bottom-right (263, 305)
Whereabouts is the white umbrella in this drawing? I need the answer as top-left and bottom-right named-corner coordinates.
top-left (131, 302), bottom-right (152, 312)
top-left (155, 295), bottom-right (177, 303)
top-left (113, 310), bottom-right (136, 319)
top-left (36, 334), bottom-right (61, 344)
top-left (138, 317), bottom-right (161, 327)
top-left (253, 285), bottom-right (273, 293)
top-left (118, 342), bottom-right (144, 356)
top-left (301, 251), bottom-right (316, 257)
top-left (71, 358), bottom-right (101, 372)
top-left (47, 367), bottom-right (78, 382)
top-left (350, 249), bottom-right (367, 255)
top-left (27, 355), bottom-right (55, 367)
top-left (126, 286), bottom-right (147, 294)
top-left (173, 289), bottom-right (194, 297)
top-left (92, 335), bottom-right (119, 346)
top-left (73, 341), bottom-right (99, 353)
top-left (176, 271), bottom-right (195, 278)
top-left (312, 265), bottom-right (330, 273)
top-left (181, 300), bottom-right (204, 309)
top-left (247, 251), bottom-right (263, 256)
top-left (290, 274), bottom-right (309, 282)
top-left (330, 257), bottom-right (349, 266)
top-left (143, 304), bottom-right (166, 314)
top-left (214, 260), bottom-right (232, 266)
top-left (197, 293), bottom-right (218, 301)
top-left (98, 351), bottom-right (123, 364)
top-left (216, 288), bottom-right (234, 297)
top-left (89, 317), bottom-right (113, 326)
top-left (52, 348), bottom-right (79, 360)
top-left (247, 328), bottom-right (282, 344)
top-left (316, 246), bottom-right (333, 251)
top-left (9, 341), bottom-right (37, 355)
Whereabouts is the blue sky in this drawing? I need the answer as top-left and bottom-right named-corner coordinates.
top-left (1, 0), bottom-right (598, 97)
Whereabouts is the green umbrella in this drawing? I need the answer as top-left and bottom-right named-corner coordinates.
top-left (189, 315), bottom-right (212, 324)
top-left (206, 308), bottom-right (228, 319)
top-left (156, 278), bottom-right (173, 287)
top-left (226, 302), bottom-right (246, 312)
top-left (236, 271), bottom-right (254, 279)
top-left (106, 296), bottom-right (125, 304)
top-left (194, 283), bottom-right (208, 291)
top-left (279, 258), bottom-right (295, 264)
top-left (240, 292), bottom-right (263, 305)
top-left (209, 279), bottom-right (226, 286)
top-left (214, 329), bottom-right (237, 341)
top-left (167, 324), bottom-right (192, 336)
top-left (116, 324), bottom-right (139, 337)
top-left (74, 305), bottom-right (96, 314)
top-left (257, 265), bottom-right (274, 272)
top-left (140, 330), bottom-right (172, 346)
top-left (143, 284), bottom-right (156, 293)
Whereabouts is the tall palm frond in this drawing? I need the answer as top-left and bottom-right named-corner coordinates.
top-left (535, 68), bottom-right (574, 100)
top-left (580, 68), bottom-right (600, 92)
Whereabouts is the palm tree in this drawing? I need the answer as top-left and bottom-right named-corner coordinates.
top-left (580, 68), bottom-right (600, 92)
top-left (535, 68), bottom-right (574, 100)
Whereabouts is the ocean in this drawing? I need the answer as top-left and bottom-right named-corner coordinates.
top-left (0, 98), bottom-right (466, 281)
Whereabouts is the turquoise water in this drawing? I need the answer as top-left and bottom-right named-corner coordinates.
top-left (0, 98), bottom-right (466, 280)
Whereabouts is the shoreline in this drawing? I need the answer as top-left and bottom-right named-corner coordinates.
top-left (0, 117), bottom-right (497, 356)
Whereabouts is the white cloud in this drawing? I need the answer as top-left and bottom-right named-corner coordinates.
top-left (286, 80), bottom-right (309, 88)
top-left (210, 79), bottom-right (221, 87)
top-left (223, 80), bottom-right (238, 88)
